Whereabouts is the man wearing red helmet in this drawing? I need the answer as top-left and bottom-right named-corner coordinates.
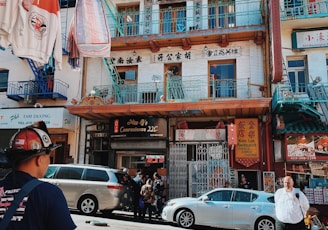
top-left (0, 121), bottom-right (76, 229)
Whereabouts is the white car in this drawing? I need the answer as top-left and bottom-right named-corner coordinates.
top-left (161, 188), bottom-right (276, 230)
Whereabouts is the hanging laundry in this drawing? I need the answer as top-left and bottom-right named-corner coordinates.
top-left (66, 15), bottom-right (80, 70)
top-left (7, 0), bottom-right (62, 70)
top-left (73, 0), bottom-right (111, 57)
top-left (0, 0), bottom-right (19, 49)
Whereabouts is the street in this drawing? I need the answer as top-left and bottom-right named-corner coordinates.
top-left (71, 210), bottom-right (223, 230)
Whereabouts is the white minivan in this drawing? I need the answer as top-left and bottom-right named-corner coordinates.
top-left (42, 164), bottom-right (133, 215)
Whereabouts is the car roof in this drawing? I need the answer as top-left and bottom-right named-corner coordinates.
top-left (48, 164), bottom-right (123, 172)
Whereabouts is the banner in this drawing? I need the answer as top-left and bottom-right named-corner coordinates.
top-left (235, 118), bottom-right (259, 167)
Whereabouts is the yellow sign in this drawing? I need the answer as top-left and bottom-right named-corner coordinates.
top-left (235, 118), bottom-right (259, 167)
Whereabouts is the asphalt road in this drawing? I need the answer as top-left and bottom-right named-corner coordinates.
top-left (71, 210), bottom-right (222, 230)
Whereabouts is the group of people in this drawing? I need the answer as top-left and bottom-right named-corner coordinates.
top-left (132, 171), bottom-right (165, 221)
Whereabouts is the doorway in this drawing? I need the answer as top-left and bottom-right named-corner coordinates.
top-left (49, 133), bottom-right (69, 163)
top-left (164, 63), bottom-right (183, 101)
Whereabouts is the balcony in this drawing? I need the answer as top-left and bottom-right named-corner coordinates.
top-left (6, 79), bottom-right (68, 103)
top-left (106, 0), bottom-right (265, 51)
top-left (280, 0), bottom-right (328, 28)
top-left (92, 76), bottom-right (264, 104)
top-left (272, 82), bottom-right (328, 122)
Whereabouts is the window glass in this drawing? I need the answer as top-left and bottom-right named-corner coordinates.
top-left (44, 166), bottom-right (58, 178)
top-left (55, 167), bottom-right (83, 180)
top-left (0, 69), bottom-right (9, 92)
top-left (207, 190), bottom-right (233, 201)
top-left (287, 57), bottom-right (307, 93)
top-left (234, 191), bottom-right (252, 202)
top-left (84, 169), bottom-right (109, 182)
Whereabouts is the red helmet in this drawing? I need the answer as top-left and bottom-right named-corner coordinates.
top-left (4, 121), bottom-right (61, 165)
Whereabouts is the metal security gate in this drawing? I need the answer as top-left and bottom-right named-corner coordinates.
top-left (168, 143), bottom-right (188, 199)
top-left (168, 142), bottom-right (229, 199)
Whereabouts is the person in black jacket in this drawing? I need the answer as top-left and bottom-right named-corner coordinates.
top-left (238, 174), bottom-right (253, 189)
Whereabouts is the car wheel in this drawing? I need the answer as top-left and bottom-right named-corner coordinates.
top-left (176, 209), bottom-right (195, 229)
top-left (78, 195), bottom-right (98, 215)
top-left (255, 217), bottom-right (275, 230)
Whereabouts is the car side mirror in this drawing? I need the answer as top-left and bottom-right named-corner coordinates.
top-left (202, 195), bottom-right (209, 202)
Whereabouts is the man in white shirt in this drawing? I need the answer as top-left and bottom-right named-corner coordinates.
top-left (274, 176), bottom-right (309, 230)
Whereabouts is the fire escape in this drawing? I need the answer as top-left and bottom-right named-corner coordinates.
top-left (6, 0), bottom-right (71, 104)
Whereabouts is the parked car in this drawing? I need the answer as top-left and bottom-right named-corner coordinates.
top-left (42, 164), bottom-right (134, 215)
top-left (161, 188), bottom-right (276, 230)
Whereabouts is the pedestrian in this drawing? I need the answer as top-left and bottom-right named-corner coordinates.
top-left (274, 176), bottom-right (309, 230)
top-left (224, 181), bottom-right (231, 188)
top-left (133, 171), bottom-right (144, 218)
top-left (238, 174), bottom-right (253, 189)
top-left (153, 172), bottom-right (164, 217)
top-left (140, 178), bottom-right (155, 221)
top-left (0, 120), bottom-right (76, 230)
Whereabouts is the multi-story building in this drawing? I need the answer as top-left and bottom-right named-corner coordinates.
top-left (0, 1), bottom-right (80, 164)
top-left (65, 0), bottom-right (274, 198)
top-left (273, 0), bottom-right (328, 213)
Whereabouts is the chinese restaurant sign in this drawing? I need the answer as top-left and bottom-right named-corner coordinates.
top-left (235, 118), bottom-right (259, 167)
top-left (287, 135), bottom-right (328, 161)
top-left (292, 29), bottom-right (328, 49)
top-left (109, 116), bottom-right (167, 138)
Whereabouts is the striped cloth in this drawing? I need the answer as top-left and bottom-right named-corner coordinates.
top-left (74, 0), bottom-right (111, 57)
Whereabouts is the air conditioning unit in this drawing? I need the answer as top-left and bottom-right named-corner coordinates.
top-left (24, 95), bottom-right (36, 105)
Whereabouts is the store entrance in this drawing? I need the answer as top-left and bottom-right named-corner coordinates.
top-left (117, 151), bottom-right (166, 179)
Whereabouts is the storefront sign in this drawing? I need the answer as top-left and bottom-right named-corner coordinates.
top-left (292, 29), bottom-right (328, 49)
top-left (235, 118), bottom-right (259, 167)
top-left (110, 116), bottom-right (167, 138)
top-left (287, 135), bottom-right (328, 161)
top-left (176, 129), bottom-right (226, 141)
top-left (0, 108), bottom-right (76, 130)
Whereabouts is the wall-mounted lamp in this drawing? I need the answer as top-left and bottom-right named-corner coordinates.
top-left (90, 90), bottom-right (96, 96)
top-left (132, 50), bottom-right (137, 56)
top-left (203, 45), bottom-right (208, 52)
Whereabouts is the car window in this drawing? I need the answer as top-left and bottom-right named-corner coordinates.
top-left (84, 169), bottom-right (109, 182)
top-left (44, 166), bottom-right (58, 178)
top-left (267, 196), bottom-right (275, 203)
top-left (55, 167), bottom-right (83, 180)
top-left (234, 191), bottom-right (256, 202)
top-left (207, 190), bottom-right (233, 201)
top-left (114, 172), bottom-right (126, 184)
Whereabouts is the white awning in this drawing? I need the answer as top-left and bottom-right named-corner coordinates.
top-left (0, 107), bottom-right (77, 130)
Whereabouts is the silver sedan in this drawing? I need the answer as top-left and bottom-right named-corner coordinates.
top-left (161, 188), bottom-right (276, 230)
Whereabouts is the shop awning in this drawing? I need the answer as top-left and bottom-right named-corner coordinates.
top-left (275, 119), bottom-right (328, 134)
top-left (66, 99), bottom-right (271, 120)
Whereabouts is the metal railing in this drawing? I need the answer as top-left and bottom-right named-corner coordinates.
top-left (280, 0), bottom-right (328, 20)
top-left (93, 76), bottom-right (258, 104)
top-left (105, 0), bottom-right (263, 38)
top-left (7, 79), bottom-right (68, 100)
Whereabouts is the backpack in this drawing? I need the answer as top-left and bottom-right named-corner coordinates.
top-left (142, 186), bottom-right (154, 203)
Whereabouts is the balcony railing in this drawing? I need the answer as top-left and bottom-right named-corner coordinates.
top-left (6, 79), bottom-right (69, 101)
top-left (272, 82), bottom-right (328, 121)
top-left (280, 0), bottom-right (328, 20)
top-left (106, 0), bottom-right (263, 38)
top-left (93, 76), bottom-right (262, 104)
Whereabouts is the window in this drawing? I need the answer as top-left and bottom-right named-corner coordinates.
top-left (160, 3), bottom-right (186, 33)
top-left (287, 57), bottom-right (307, 93)
top-left (118, 5), bottom-right (140, 36)
top-left (326, 57), bottom-right (328, 77)
top-left (55, 167), bottom-right (83, 180)
top-left (207, 190), bottom-right (233, 201)
top-left (209, 0), bottom-right (235, 29)
top-left (234, 191), bottom-right (252, 202)
top-left (284, 0), bottom-right (303, 16)
top-left (117, 66), bottom-right (138, 103)
top-left (0, 69), bottom-right (9, 92)
top-left (84, 169), bottom-right (109, 182)
top-left (209, 60), bottom-right (236, 98)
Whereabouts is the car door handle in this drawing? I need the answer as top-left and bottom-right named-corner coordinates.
top-left (250, 206), bottom-right (259, 210)
top-left (223, 205), bottom-right (231, 208)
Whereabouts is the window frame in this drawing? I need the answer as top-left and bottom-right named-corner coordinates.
top-left (0, 69), bottom-right (9, 92)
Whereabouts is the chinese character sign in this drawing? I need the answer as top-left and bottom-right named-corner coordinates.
top-left (235, 118), bottom-right (259, 167)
